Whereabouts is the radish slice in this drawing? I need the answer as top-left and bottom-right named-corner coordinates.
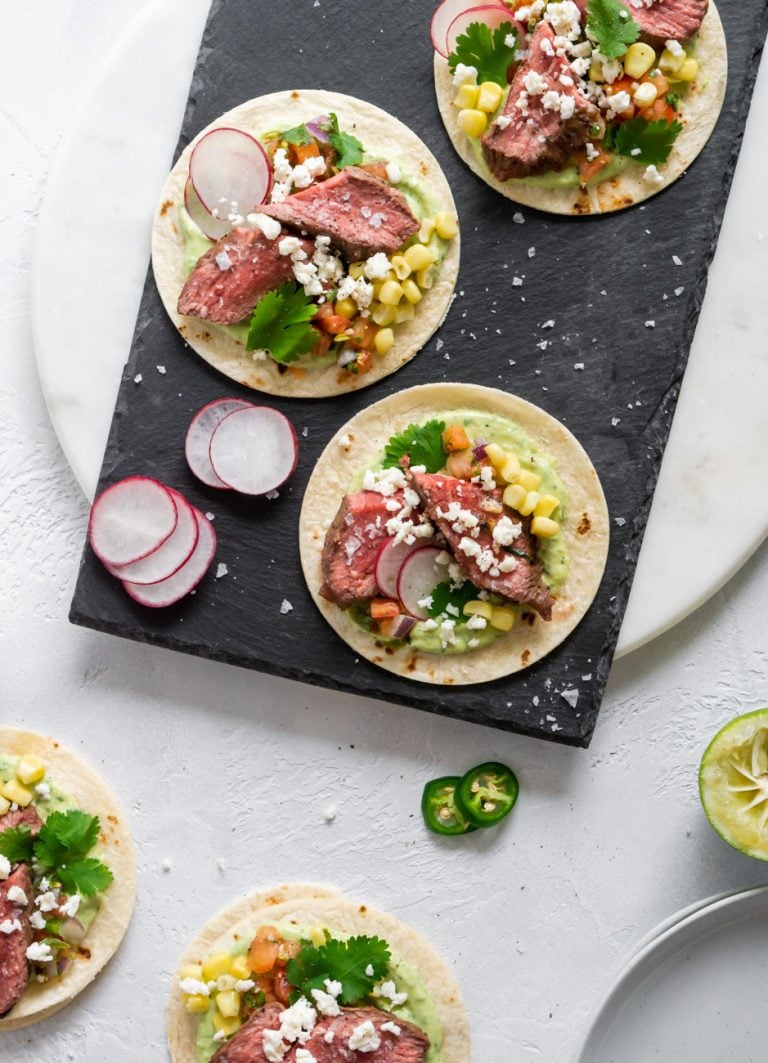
top-left (430, 0), bottom-right (507, 57)
top-left (183, 177), bottom-right (230, 241)
top-left (397, 547), bottom-right (446, 619)
top-left (209, 406), bottom-right (298, 496)
top-left (89, 477), bottom-right (177, 567)
top-left (190, 127), bottom-right (273, 222)
top-left (107, 489), bottom-right (199, 585)
top-left (122, 510), bottom-right (217, 608)
top-left (446, 4), bottom-right (516, 54)
top-left (186, 398), bottom-right (254, 488)
top-left (375, 537), bottom-right (434, 599)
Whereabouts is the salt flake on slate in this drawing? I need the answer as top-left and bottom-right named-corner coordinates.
top-left (574, 362), bottom-right (584, 370)
top-left (513, 212), bottom-right (525, 224)
top-left (611, 416), bottom-right (621, 426)
top-left (537, 341), bottom-right (548, 350)
top-left (436, 337), bottom-right (444, 351)
top-left (280, 599), bottom-right (293, 614)
top-left (615, 516), bottom-right (626, 526)
top-left (561, 688), bottom-right (579, 708)
top-left (215, 563), bottom-right (228, 579)
top-left (542, 319), bottom-right (555, 329)
top-left (644, 320), bottom-right (655, 328)
top-left (156, 365), bottom-right (166, 374)
top-left (672, 255), bottom-right (683, 265)
top-left (133, 373), bottom-right (142, 384)
top-left (266, 490), bottom-right (280, 500)
top-left (674, 286), bottom-right (685, 296)
top-left (528, 246), bottom-right (536, 258)
top-left (302, 427), bottom-right (309, 437)
top-left (205, 512), bottom-right (215, 521)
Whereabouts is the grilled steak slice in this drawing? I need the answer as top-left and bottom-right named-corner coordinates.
top-left (261, 167), bottom-right (420, 261)
top-left (177, 226), bottom-right (314, 325)
top-left (409, 473), bottom-right (556, 620)
top-left (210, 1003), bottom-right (285, 1062)
top-left (320, 491), bottom-right (408, 609)
top-left (0, 805), bottom-right (42, 836)
top-left (303, 1006), bottom-right (429, 1062)
top-left (482, 22), bottom-right (604, 180)
top-left (0, 864), bottom-right (34, 1017)
top-left (629, 0), bottom-right (708, 46)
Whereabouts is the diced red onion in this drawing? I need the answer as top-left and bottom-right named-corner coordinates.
top-left (57, 955), bottom-right (71, 976)
top-left (472, 442), bottom-right (488, 461)
top-left (337, 346), bottom-right (358, 367)
top-left (383, 614), bottom-right (418, 640)
top-left (306, 116), bottom-right (331, 143)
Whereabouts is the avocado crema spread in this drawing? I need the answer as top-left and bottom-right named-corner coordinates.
top-left (347, 411), bottom-right (568, 656)
top-left (192, 924), bottom-right (444, 1063)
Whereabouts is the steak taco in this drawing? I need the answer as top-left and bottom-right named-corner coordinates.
top-left (153, 90), bottom-right (460, 397)
top-left (432, 0), bottom-right (726, 214)
top-left (0, 727), bottom-right (135, 1031)
top-left (167, 885), bottom-right (469, 1062)
top-left (300, 383), bottom-right (609, 685)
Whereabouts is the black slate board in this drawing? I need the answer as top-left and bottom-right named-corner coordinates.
top-left (70, 0), bottom-right (767, 746)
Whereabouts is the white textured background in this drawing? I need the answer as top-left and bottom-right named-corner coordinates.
top-left (3, 3), bottom-right (768, 1061)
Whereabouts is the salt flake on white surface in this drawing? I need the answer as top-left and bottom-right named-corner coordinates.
top-left (323, 805), bottom-right (337, 822)
top-left (161, 858), bottom-right (173, 872)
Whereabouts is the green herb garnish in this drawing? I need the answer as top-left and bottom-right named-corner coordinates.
top-left (382, 420), bottom-right (447, 474)
top-left (0, 809), bottom-right (113, 898)
top-left (428, 579), bottom-right (484, 620)
top-left (328, 113), bottom-right (364, 169)
top-left (280, 123), bottom-right (313, 146)
top-left (286, 936), bottom-right (391, 1005)
top-left (612, 117), bottom-right (683, 165)
top-left (587, 0), bottom-right (640, 59)
top-left (246, 282), bottom-right (319, 363)
top-left (448, 21), bottom-right (518, 86)
top-left (666, 92), bottom-right (682, 110)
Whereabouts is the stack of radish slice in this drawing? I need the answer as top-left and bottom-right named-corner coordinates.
top-left (374, 539), bottom-right (449, 634)
top-left (430, 0), bottom-right (513, 59)
top-left (186, 398), bottom-right (298, 495)
top-left (89, 477), bottom-right (217, 607)
top-left (185, 127), bottom-right (273, 241)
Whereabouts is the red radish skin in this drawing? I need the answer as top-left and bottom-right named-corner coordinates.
top-left (375, 536), bottom-right (434, 600)
top-left (397, 546), bottom-right (446, 619)
top-left (446, 5), bottom-right (517, 53)
top-left (106, 489), bottom-right (199, 585)
top-left (190, 127), bottom-right (273, 221)
top-left (430, 0), bottom-right (508, 57)
top-left (88, 476), bottom-right (178, 568)
top-left (122, 510), bottom-right (217, 608)
top-left (185, 397), bottom-right (254, 488)
top-left (183, 177), bottom-right (230, 241)
top-left (209, 406), bottom-right (298, 496)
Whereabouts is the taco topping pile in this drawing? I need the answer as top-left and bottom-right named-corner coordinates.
top-left (0, 752), bottom-right (113, 1017)
top-left (177, 113), bottom-right (458, 378)
top-left (436, 0), bottom-right (706, 189)
top-left (179, 925), bottom-right (430, 1061)
top-left (319, 417), bottom-right (567, 656)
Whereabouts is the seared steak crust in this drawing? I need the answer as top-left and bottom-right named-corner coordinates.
top-left (320, 491), bottom-right (407, 609)
top-left (210, 1003), bottom-right (285, 1062)
top-left (303, 1006), bottom-right (430, 1061)
top-left (629, 0), bottom-right (708, 46)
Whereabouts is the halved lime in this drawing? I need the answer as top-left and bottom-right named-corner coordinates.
top-left (700, 709), bottom-right (768, 861)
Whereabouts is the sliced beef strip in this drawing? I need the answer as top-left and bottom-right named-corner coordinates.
top-left (177, 226), bottom-right (315, 325)
top-left (0, 805), bottom-right (42, 836)
top-left (261, 167), bottom-right (420, 262)
top-left (303, 1006), bottom-right (429, 1062)
top-left (0, 864), bottom-right (34, 1017)
top-left (409, 473), bottom-right (556, 620)
top-left (629, 0), bottom-right (708, 47)
top-left (210, 1003), bottom-right (286, 1062)
top-left (482, 21), bottom-right (604, 180)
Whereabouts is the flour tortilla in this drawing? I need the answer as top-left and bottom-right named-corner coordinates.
top-left (0, 727), bottom-right (136, 1032)
top-left (167, 885), bottom-right (469, 1063)
top-left (300, 383), bottom-right (609, 685)
top-left (152, 90), bottom-right (460, 397)
top-left (434, 5), bottom-right (727, 215)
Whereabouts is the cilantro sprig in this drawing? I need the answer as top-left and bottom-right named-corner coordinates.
top-left (587, 0), bottom-right (640, 59)
top-left (0, 810), bottom-right (113, 898)
top-left (448, 21), bottom-right (518, 87)
top-left (280, 123), bottom-right (313, 146)
top-left (328, 113), bottom-right (364, 169)
top-left (382, 420), bottom-right (447, 474)
top-left (427, 579), bottom-right (483, 621)
top-left (286, 935), bottom-right (391, 1005)
top-left (246, 282), bottom-right (319, 363)
top-left (611, 117), bottom-right (684, 166)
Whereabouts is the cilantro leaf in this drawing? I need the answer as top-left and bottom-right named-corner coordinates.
top-left (328, 112), bottom-right (364, 169)
top-left (286, 936), bottom-right (391, 1005)
top-left (448, 21), bottom-right (518, 87)
top-left (666, 91), bottom-right (682, 110)
top-left (613, 117), bottom-right (683, 165)
top-left (246, 282), bottom-right (319, 363)
top-left (587, 0), bottom-right (640, 59)
top-left (280, 123), bottom-right (312, 146)
top-left (382, 420), bottom-right (447, 474)
top-left (34, 810), bottom-right (101, 869)
top-left (57, 858), bottom-right (114, 897)
top-left (0, 825), bottom-right (35, 864)
top-left (427, 579), bottom-right (484, 620)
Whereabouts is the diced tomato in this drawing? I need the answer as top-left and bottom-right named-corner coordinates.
top-left (315, 310), bottom-right (352, 335)
top-left (312, 330), bottom-right (332, 357)
top-left (247, 937), bottom-right (280, 974)
top-left (575, 143), bottom-right (612, 185)
top-left (354, 350), bottom-right (374, 374)
top-left (642, 71), bottom-right (669, 96)
top-left (349, 319), bottom-right (378, 350)
top-left (289, 140), bottom-right (321, 166)
top-left (371, 599), bottom-right (401, 620)
top-left (442, 424), bottom-right (471, 453)
top-left (445, 449), bottom-right (475, 480)
top-left (272, 969), bottom-right (292, 1007)
top-left (643, 98), bottom-right (678, 124)
top-left (360, 162), bottom-right (389, 181)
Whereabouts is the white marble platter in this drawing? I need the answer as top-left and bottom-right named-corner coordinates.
top-left (32, 0), bottom-right (768, 658)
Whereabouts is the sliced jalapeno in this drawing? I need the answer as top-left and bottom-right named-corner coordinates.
top-left (455, 762), bottom-right (519, 828)
top-left (421, 776), bottom-right (478, 836)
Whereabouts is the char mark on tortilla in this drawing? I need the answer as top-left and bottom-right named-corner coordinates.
top-left (629, 0), bottom-right (708, 47)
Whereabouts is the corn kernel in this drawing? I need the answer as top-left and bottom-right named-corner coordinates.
top-left (230, 955), bottom-right (251, 980)
top-left (348, 261), bottom-right (366, 280)
top-left (531, 516), bottom-right (561, 538)
top-left (464, 600), bottom-right (494, 621)
top-left (518, 491), bottom-right (540, 517)
top-left (534, 494), bottom-right (559, 519)
top-left (434, 211), bottom-right (460, 240)
top-left (676, 57), bottom-right (698, 81)
top-left (184, 995), bottom-right (211, 1014)
top-left (16, 755), bottom-right (45, 785)
top-left (371, 302), bottom-right (398, 327)
top-left (589, 60), bottom-right (605, 83)
top-left (424, 241), bottom-right (441, 263)
top-left (623, 42), bottom-right (656, 79)
top-left (659, 48), bottom-right (685, 74)
top-left (503, 483), bottom-right (528, 511)
top-left (477, 81), bottom-right (504, 113)
top-left (416, 267), bottom-right (435, 290)
top-left (395, 303), bottom-right (415, 323)
top-left (1, 779), bottom-right (33, 807)
top-left (518, 469), bottom-right (541, 492)
top-left (485, 443), bottom-right (507, 468)
top-left (0, 796), bottom-right (10, 816)
top-left (401, 279), bottom-right (422, 305)
top-left (403, 243), bottom-right (434, 273)
top-left (378, 280), bottom-right (404, 306)
top-left (490, 606), bottom-right (516, 632)
top-left (500, 456), bottom-right (521, 484)
top-left (453, 83), bottom-right (480, 109)
top-left (334, 297), bottom-right (357, 319)
top-left (309, 925), bottom-right (327, 947)
top-left (390, 255), bottom-right (411, 280)
top-left (375, 328), bottom-right (395, 355)
top-left (418, 218), bottom-right (436, 243)
top-left (213, 1012), bottom-right (242, 1036)
top-left (457, 108), bottom-right (488, 138)
top-left (633, 82), bottom-right (658, 108)
top-left (202, 953), bottom-right (232, 982)
top-left (216, 990), bottom-right (241, 1018)
top-left (179, 964), bottom-right (204, 981)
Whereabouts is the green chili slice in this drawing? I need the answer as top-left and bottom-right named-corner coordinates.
top-left (421, 776), bottom-right (478, 836)
top-left (455, 762), bottom-right (519, 828)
